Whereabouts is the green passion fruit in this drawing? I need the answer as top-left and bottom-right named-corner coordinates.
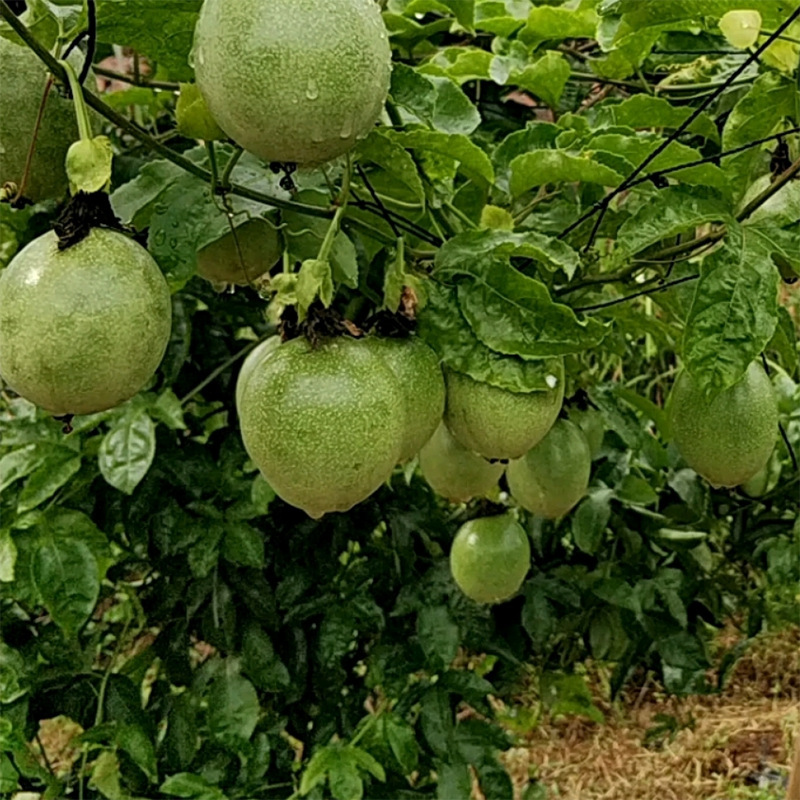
top-left (507, 419), bottom-right (591, 519)
top-left (419, 423), bottom-right (504, 503)
top-left (364, 336), bottom-right (445, 462)
top-left (668, 361), bottom-right (778, 488)
top-left (192, 0), bottom-right (392, 165)
top-left (235, 336), bottom-right (281, 411)
top-left (238, 336), bottom-right (405, 518)
top-left (567, 406), bottom-right (605, 460)
top-left (443, 361), bottom-right (565, 461)
top-left (0, 38), bottom-right (88, 202)
top-left (196, 219), bottom-right (282, 286)
top-left (450, 514), bottom-right (531, 604)
top-left (0, 229), bottom-right (172, 415)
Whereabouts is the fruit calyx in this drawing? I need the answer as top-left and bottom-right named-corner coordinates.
top-left (53, 190), bottom-right (127, 250)
top-left (279, 301), bottom-right (363, 348)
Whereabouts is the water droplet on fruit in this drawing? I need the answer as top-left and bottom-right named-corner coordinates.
top-left (305, 79), bottom-right (319, 100)
top-left (339, 118), bottom-right (353, 139)
top-left (545, 373), bottom-right (559, 389)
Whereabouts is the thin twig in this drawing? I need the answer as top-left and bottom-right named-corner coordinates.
top-left (92, 64), bottom-right (180, 92)
top-left (574, 274), bottom-right (699, 313)
top-left (356, 163), bottom-right (401, 237)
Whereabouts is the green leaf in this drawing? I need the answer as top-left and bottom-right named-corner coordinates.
top-left (436, 760), bottom-right (471, 800)
top-left (329, 761), bottom-right (363, 800)
top-left (509, 51), bottom-right (571, 108)
top-left (510, 150), bottom-right (623, 196)
top-left (722, 72), bottom-right (798, 202)
top-left (66, 136), bottom-right (113, 195)
top-left (98, 408), bottom-right (157, 495)
top-left (434, 233), bottom-right (605, 357)
top-left (32, 538), bottom-right (99, 637)
top-left (18, 445), bottom-right (81, 513)
top-left (436, 228), bottom-right (581, 280)
top-left (540, 672), bottom-right (604, 723)
top-left (453, 265), bottom-right (605, 358)
top-left (610, 187), bottom-right (732, 266)
top-left (405, 0), bottom-right (476, 30)
top-left (96, 0), bottom-right (201, 80)
top-left (176, 83), bottom-right (225, 141)
top-left (571, 489), bottom-right (613, 555)
top-left (206, 665), bottom-right (259, 749)
top-left (349, 746), bottom-right (386, 783)
top-left (150, 390), bottom-right (187, 431)
top-left (116, 724), bottom-right (158, 783)
top-left (222, 523), bottom-right (264, 568)
top-left (683, 223), bottom-right (780, 397)
top-left (387, 130), bottom-right (494, 186)
top-left (768, 306), bottom-right (799, 376)
top-left (385, 714), bottom-right (419, 774)
top-left (719, 9), bottom-right (762, 48)
top-left (357, 130), bottom-right (425, 206)
top-left (417, 605), bottom-right (460, 669)
top-left (241, 624), bottom-right (290, 693)
top-left (418, 281), bottom-right (559, 393)
top-left (741, 174), bottom-right (800, 229)
top-left (111, 158), bottom-right (189, 230)
top-left (160, 773), bottom-right (227, 800)
top-left (0, 531), bottom-right (17, 583)
top-left (300, 746), bottom-right (339, 795)
top-left (0, 445), bottom-right (47, 495)
top-left (296, 259), bottom-right (334, 319)
top-left (493, 123), bottom-right (560, 193)
top-left (519, 4), bottom-right (597, 46)
top-left (390, 64), bottom-right (480, 135)
top-left (90, 750), bottom-right (126, 800)
top-left (595, 94), bottom-right (719, 142)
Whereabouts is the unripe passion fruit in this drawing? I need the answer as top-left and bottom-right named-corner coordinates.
top-left (364, 336), bottom-right (445, 461)
top-left (238, 336), bottom-right (405, 518)
top-left (443, 360), bottom-right (565, 460)
top-left (235, 336), bottom-right (281, 411)
top-left (450, 514), bottom-right (530, 604)
top-left (0, 38), bottom-right (87, 202)
top-left (196, 219), bottom-right (282, 286)
top-left (0, 229), bottom-right (172, 415)
top-left (419, 423), bottom-right (504, 503)
top-left (192, 0), bottom-right (392, 165)
top-left (507, 419), bottom-right (591, 519)
top-left (668, 361), bottom-right (778, 488)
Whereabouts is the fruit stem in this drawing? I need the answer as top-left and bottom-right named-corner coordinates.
top-left (317, 156), bottom-right (352, 263)
top-left (59, 59), bottom-right (93, 143)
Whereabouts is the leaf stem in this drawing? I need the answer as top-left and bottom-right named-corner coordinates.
top-left (92, 64), bottom-right (180, 92)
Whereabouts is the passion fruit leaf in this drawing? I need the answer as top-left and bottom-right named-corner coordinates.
top-left (768, 307), bottom-right (799, 376)
top-left (160, 772), bottom-right (228, 799)
top-left (683, 223), bottom-right (780, 398)
top-left (387, 130), bottom-right (494, 187)
top-left (594, 94), bottom-right (719, 143)
top-left (435, 229), bottom-right (580, 279)
top-left (403, 0), bottom-right (475, 30)
top-left (418, 281), bottom-right (558, 393)
top-left (722, 72), bottom-right (798, 202)
top-left (510, 151), bottom-right (623, 197)
top-left (508, 50), bottom-right (571, 108)
top-left (17, 445), bottom-right (81, 513)
top-left (719, 9), bottom-right (762, 48)
top-left (519, 4), bottom-right (597, 46)
top-left (176, 83), bottom-right (225, 141)
top-left (571, 488), bottom-right (613, 555)
top-left (295, 258), bottom-right (334, 318)
top-left (609, 187), bottom-right (732, 267)
top-left (32, 538), bottom-right (99, 637)
top-left (98, 407), bottom-right (157, 495)
top-left (586, 133), bottom-right (730, 192)
top-left (383, 238), bottom-right (407, 311)
top-left (95, 0), bottom-right (201, 80)
top-left (357, 130), bottom-right (425, 206)
top-left (66, 135), bottom-right (113, 195)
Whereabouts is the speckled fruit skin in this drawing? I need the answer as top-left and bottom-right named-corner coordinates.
top-left (507, 419), bottom-right (591, 519)
top-left (443, 361), bottom-right (565, 461)
top-left (238, 336), bottom-right (405, 518)
top-left (668, 361), bottom-right (778, 488)
top-left (196, 219), bottom-right (282, 286)
top-left (193, 0), bottom-right (392, 165)
top-left (0, 38), bottom-right (86, 202)
top-left (0, 229), bottom-right (172, 415)
top-left (450, 514), bottom-right (531, 605)
top-left (235, 336), bottom-right (281, 411)
top-left (419, 423), bottom-right (504, 503)
top-left (364, 336), bottom-right (445, 461)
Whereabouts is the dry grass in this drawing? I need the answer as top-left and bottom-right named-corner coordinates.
top-left (512, 627), bottom-right (800, 800)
